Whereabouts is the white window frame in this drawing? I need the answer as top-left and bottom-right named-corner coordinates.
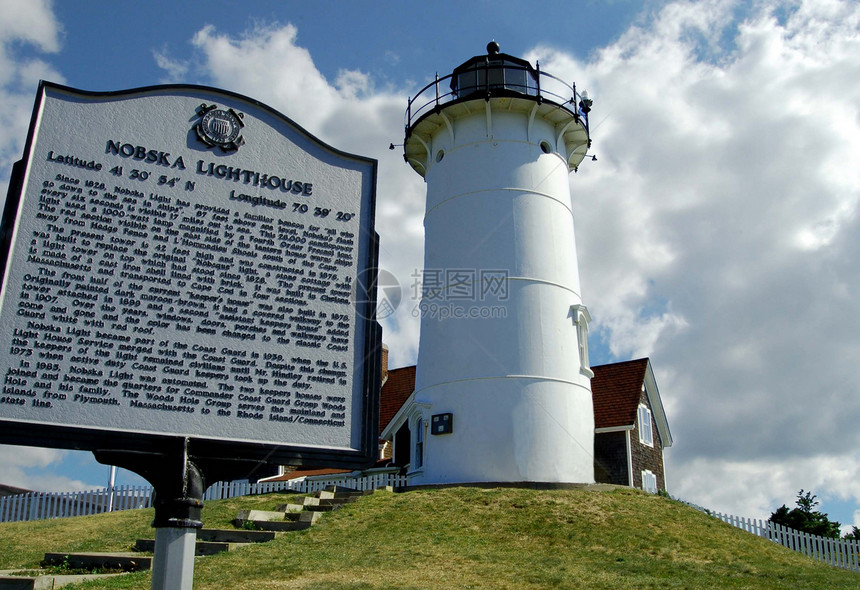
top-left (638, 404), bottom-right (654, 447)
top-left (570, 304), bottom-right (594, 378)
top-left (411, 415), bottom-right (425, 473)
top-left (642, 469), bottom-right (658, 493)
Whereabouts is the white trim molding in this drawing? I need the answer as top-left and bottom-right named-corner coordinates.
top-left (638, 404), bottom-right (654, 447)
top-left (595, 425), bottom-right (634, 434)
top-left (569, 304), bottom-right (594, 379)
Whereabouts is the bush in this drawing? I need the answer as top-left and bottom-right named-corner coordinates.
top-left (769, 490), bottom-right (841, 539)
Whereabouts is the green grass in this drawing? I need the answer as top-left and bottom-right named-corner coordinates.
top-left (2, 487), bottom-right (858, 589)
top-left (0, 505), bottom-right (152, 570)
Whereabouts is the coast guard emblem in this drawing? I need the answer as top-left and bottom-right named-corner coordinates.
top-left (195, 104), bottom-right (245, 151)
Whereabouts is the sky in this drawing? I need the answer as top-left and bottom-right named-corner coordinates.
top-left (0, 0), bottom-right (858, 534)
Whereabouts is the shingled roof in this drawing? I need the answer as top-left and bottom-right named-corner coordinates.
top-left (379, 366), bottom-right (416, 435)
top-left (591, 358), bottom-right (650, 429)
top-left (0, 484), bottom-right (32, 497)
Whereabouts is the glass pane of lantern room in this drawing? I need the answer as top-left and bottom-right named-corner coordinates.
top-left (487, 61), bottom-right (505, 89)
top-left (476, 68), bottom-right (486, 92)
top-left (504, 64), bottom-right (527, 93)
top-left (458, 70), bottom-right (475, 96)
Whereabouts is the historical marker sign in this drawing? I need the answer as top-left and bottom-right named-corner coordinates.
top-left (0, 82), bottom-right (380, 468)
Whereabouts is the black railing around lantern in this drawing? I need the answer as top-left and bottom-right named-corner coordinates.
top-left (405, 60), bottom-right (590, 139)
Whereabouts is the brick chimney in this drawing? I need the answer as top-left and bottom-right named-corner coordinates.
top-left (381, 343), bottom-right (389, 383)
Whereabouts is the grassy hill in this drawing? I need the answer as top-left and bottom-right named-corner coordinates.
top-left (2, 486), bottom-right (858, 589)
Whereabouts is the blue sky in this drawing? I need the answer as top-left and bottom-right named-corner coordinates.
top-left (49, 1), bottom-right (641, 90)
top-left (1, 0), bottom-right (859, 533)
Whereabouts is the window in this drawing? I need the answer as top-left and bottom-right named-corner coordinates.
top-left (454, 69), bottom-right (484, 97)
top-left (570, 305), bottom-right (594, 378)
top-left (638, 404), bottom-right (653, 447)
top-left (413, 417), bottom-right (425, 470)
top-left (642, 470), bottom-right (658, 493)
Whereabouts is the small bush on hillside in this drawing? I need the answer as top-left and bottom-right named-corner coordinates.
top-left (769, 490), bottom-right (841, 539)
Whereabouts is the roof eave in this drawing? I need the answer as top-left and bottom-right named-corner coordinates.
top-left (595, 425), bottom-right (634, 433)
top-left (643, 360), bottom-right (674, 448)
top-left (380, 390), bottom-right (416, 440)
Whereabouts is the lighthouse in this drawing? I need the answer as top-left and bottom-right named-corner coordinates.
top-left (399, 42), bottom-right (595, 485)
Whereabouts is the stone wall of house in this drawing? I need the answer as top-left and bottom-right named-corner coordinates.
top-left (380, 440), bottom-right (393, 460)
top-left (594, 431), bottom-right (629, 486)
top-left (630, 389), bottom-right (666, 491)
top-left (381, 345), bottom-right (389, 383)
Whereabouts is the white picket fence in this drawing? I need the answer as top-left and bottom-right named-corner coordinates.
top-left (0, 485), bottom-right (154, 523)
top-left (0, 469), bottom-right (407, 524)
top-left (694, 506), bottom-right (860, 573)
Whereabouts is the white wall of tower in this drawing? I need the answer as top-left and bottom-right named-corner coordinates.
top-left (408, 96), bottom-right (595, 485)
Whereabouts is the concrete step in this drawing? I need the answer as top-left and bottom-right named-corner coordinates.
top-left (301, 504), bottom-right (341, 512)
top-left (0, 572), bottom-right (125, 589)
top-left (234, 519), bottom-right (313, 532)
top-left (322, 485), bottom-right (361, 494)
top-left (234, 509), bottom-right (287, 522)
top-left (277, 510), bottom-right (323, 524)
top-left (133, 539), bottom-right (238, 556)
top-left (296, 511), bottom-right (323, 524)
top-left (317, 490), bottom-right (365, 501)
top-left (41, 552), bottom-right (151, 572)
top-left (302, 496), bottom-right (356, 507)
top-left (273, 500), bottom-right (341, 514)
top-left (197, 528), bottom-right (278, 543)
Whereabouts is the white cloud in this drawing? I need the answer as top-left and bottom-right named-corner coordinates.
top-left (0, 0), bottom-right (61, 55)
top-left (334, 68), bottom-right (372, 99)
top-left (0, 0), bottom-right (62, 92)
top-left (0, 0), bottom-right (64, 196)
top-left (153, 48), bottom-right (189, 83)
top-left (189, 23), bottom-right (342, 134)
top-left (0, 445), bottom-right (92, 492)
top-left (670, 454), bottom-right (860, 524)
top-left (384, 50), bottom-right (400, 66)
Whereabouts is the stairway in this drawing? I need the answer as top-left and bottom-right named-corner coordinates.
top-left (233, 486), bottom-right (373, 531)
top-left (0, 486), bottom-right (386, 589)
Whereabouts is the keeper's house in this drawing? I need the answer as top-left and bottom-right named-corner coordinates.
top-left (379, 355), bottom-right (673, 492)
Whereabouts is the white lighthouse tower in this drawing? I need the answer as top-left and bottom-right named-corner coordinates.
top-left (399, 42), bottom-right (595, 485)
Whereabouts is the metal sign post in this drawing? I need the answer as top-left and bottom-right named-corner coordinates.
top-left (96, 439), bottom-right (205, 590)
top-left (152, 527), bottom-right (197, 590)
